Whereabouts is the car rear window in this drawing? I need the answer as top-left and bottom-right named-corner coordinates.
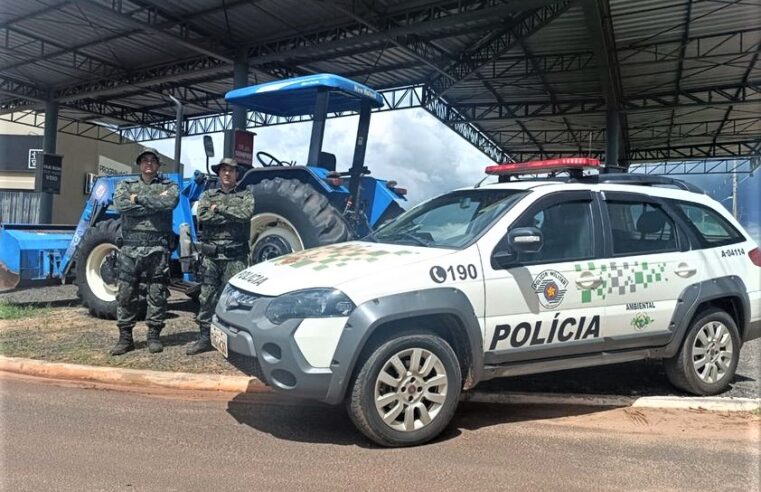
top-left (607, 201), bottom-right (679, 256)
top-left (675, 201), bottom-right (744, 248)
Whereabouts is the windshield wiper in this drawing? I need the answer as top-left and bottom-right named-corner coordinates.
top-left (362, 229), bottom-right (378, 242)
top-left (377, 230), bottom-right (430, 247)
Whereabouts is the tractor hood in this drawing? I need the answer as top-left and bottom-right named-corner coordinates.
top-left (228, 241), bottom-right (454, 297)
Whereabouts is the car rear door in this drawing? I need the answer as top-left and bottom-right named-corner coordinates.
top-left (595, 191), bottom-right (706, 350)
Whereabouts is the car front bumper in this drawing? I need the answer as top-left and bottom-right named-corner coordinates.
top-left (212, 299), bottom-right (338, 403)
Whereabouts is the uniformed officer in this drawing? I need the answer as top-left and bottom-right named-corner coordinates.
top-left (110, 148), bottom-right (179, 356)
top-left (187, 157), bottom-right (255, 355)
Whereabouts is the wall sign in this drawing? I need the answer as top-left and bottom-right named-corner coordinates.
top-left (28, 149), bottom-right (43, 169)
top-left (41, 154), bottom-right (63, 194)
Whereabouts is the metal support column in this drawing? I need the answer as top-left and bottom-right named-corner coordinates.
top-left (606, 108), bottom-right (620, 169)
top-left (168, 95), bottom-right (184, 184)
top-left (232, 53), bottom-right (248, 131)
top-left (307, 88), bottom-right (330, 167)
top-left (224, 52), bottom-right (249, 158)
top-left (35, 99), bottom-right (58, 224)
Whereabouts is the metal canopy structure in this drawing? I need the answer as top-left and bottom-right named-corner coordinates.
top-left (1, 0), bottom-right (759, 165)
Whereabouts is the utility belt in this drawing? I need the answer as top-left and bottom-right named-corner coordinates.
top-left (120, 231), bottom-right (171, 248)
top-left (198, 242), bottom-right (247, 258)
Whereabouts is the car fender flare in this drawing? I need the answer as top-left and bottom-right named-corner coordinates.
top-left (661, 275), bottom-right (750, 357)
top-left (324, 288), bottom-right (484, 405)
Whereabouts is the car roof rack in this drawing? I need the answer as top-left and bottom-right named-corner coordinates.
top-left (576, 173), bottom-right (704, 194)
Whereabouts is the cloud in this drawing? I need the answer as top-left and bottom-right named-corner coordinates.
top-left (149, 108), bottom-right (494, 206)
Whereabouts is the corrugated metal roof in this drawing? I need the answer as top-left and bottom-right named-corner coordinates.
top-left (0, 0), bottom-right (758, 163)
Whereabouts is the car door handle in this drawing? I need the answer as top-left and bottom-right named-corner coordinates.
top-left (575, 275), bottom-right (603, 290)
top-left (674, 263), bottom-right (696, 278)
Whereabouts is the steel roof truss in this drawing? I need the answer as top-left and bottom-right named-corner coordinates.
top-left (429, 1), bottom-right (573, 97)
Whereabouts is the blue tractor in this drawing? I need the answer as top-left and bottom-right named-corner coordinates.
top-left (0, 74), bottom-right (406, 319)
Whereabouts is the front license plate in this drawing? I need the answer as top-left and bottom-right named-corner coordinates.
top-left (210, 324), bottom-right (228, 358)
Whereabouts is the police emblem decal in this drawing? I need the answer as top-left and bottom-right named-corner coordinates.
top-left (532, 270), bottom-right (568, 309)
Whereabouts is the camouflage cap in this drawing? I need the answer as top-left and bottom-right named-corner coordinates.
top-left (135, 148), bottom-right (162, 166)
top-left (211, 157), bottom-right (247, 176)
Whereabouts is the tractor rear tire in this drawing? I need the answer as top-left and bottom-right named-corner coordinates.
top-left (75, 219), bottom-right (146, 320)
top-left (248, 178), bottom-right (350, 264)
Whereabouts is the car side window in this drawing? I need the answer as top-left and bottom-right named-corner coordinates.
top-left (514, 199), bottom-right (595, 264)
top-left (674, 201), bottom-right (744, 248)
top-left (607, 201), bottom-right (678, 256)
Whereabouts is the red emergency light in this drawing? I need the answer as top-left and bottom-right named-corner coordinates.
top-left (485, 157), bottom-right (600, 176)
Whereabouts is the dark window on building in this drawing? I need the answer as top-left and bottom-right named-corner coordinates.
top-left (607, 201), bottom-right (678, 255)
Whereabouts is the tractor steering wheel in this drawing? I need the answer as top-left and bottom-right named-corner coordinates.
top-left (257, 151), bottom-right (287, 167)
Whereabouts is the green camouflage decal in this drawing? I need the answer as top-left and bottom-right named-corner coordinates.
top-left (576, 260), bottom-right (668, 303)
top-left (630, 313), bottom-right (654, 331)
top-left (274, 243), bottom-right (419, 271)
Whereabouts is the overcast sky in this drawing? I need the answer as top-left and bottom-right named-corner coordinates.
top-left (149, 108), bottom-right (496, 206)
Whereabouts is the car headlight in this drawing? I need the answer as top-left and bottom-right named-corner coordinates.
top-left (221, 284), bottom-right (260, 310)
top-left (265, 288), bottom-right (355, 324)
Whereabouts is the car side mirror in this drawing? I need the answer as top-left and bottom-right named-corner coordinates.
top-left (491, 227), bottom-right (544, 270)
top-left (509, 227), bottom-right (544, 254)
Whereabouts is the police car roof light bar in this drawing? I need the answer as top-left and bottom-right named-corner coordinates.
top-left (485, 158), bottom-right (600, 177)
top-left (481, 158), bottom-right (702, 193)
top-left (485, 158), bottom-right (600, 183)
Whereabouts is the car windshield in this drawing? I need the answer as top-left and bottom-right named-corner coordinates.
top-left (372, 189), bottom-right (528, 249)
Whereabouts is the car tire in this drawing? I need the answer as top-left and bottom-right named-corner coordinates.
top-left (346, 333), bottom-right (461, 447)
top-left (664, 307), bottom-right (741, 395)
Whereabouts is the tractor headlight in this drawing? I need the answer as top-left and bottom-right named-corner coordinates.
top-left (265, 288), bottom-right (355, 324)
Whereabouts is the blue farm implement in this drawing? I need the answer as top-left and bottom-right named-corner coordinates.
top-left (0, 74), bottom-right (405, 319)
top-left (0, 224), bottom-right (76, 290)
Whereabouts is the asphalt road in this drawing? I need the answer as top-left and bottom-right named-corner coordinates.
top-left (2, 374), bottom-right (759, 491)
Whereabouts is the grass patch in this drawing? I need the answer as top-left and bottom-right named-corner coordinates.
top-left (751, 407), bottom-right (761, 417)
top-left (0, 301), bottom-right (51, 320)
top-left (0, 305), bottom-right (242, 376)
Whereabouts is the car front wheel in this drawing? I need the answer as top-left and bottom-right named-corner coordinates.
top-left (346, 333), bottom-right (461, 447)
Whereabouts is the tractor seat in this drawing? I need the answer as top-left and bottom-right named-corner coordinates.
top-left (318, 151), bottom-right (336, 171)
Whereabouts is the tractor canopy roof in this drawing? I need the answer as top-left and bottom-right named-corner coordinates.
top-left (225, 74), bottom-right (385, 117)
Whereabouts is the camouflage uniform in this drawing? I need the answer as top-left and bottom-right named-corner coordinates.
top-left (112, 171), bottom-right (179, 355)
top-left (187, 184), bottom-right (254, 354)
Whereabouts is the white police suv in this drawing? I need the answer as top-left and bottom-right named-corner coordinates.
top-left (212, 158), bottom-right (761, 447)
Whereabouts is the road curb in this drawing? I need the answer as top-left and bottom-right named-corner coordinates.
top-left (2, 356), bottom-right (758, 412)
top-left (463, 390), bottom-right (761, 412)
top-left (0, 356), bottom-right (264, 393)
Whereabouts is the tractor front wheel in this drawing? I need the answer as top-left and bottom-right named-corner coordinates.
top-left (75, 219), bottom-right (121, 319)
top-left (75, 219), bottom-right (146, 320)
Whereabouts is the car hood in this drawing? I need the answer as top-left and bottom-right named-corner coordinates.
top-left (228, 241), bottom-right (455, 297)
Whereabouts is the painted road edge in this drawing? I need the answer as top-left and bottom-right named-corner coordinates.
top-left (1, 356), bottom-right (758, 411)
top-left (0, 355), bottom-right (264, 393)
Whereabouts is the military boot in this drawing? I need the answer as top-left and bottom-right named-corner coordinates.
top-left (147, 326), bottom-right (163, 353)
top-left (109, 327), bottom-right (135, 356)
top-left (186, 326), bottom-right (212, 355)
